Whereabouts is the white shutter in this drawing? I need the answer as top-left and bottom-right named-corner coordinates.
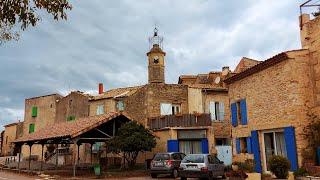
top-left (209, 101), bottom-right (216, 120)
top-left (161, 103), bottom-right (172, 115)
top-left (219, 102), bottom-right (225, 121)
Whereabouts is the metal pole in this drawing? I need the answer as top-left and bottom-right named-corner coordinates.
top-left (113, 120), bottom-right (116, 136)
top-left (40, 144), bottom-right (44, 172)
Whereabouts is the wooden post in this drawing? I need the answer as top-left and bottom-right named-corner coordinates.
top-left (77, 143), bottom-right (80, 165)
top-left (55, 143), bottom-right (58, 174)
top-left (90, 143), bottom-right (93, 164)
top-left (28, 143), bottom-right (33, 173)
top-left (40, 143), bottom-right (44, 172)
top-left (73, 141), bottom-right (77, 177)
top-left (17, 144), bottom-right (21, 173)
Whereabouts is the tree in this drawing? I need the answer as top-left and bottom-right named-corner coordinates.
top-left (0, 0), bottom-right (72, 44)
top-left (302, 112), bottom-right (320, 162)
top-left (107, 121), bottom-right (156, 168)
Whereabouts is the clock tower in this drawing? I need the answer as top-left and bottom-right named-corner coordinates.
top-left (147, 28), bottom-right (166, 84)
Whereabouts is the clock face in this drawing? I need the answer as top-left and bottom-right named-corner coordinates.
top-left (153, 56), bottom-right (159, 64)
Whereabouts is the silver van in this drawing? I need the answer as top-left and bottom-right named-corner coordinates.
top-left (179, 154), bottom-right (226, 180)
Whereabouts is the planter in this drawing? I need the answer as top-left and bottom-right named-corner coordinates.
top-left (246, 172), bottom-right (261, 180)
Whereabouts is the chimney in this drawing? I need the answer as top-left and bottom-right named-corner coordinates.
top-left (98, 83), bottom-right (104, 94)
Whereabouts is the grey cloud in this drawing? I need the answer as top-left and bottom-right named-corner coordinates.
top-left (0, 0), bottom-right (307, 129)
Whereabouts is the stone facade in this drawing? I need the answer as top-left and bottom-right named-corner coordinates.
top-left (2, 122), bottom-right (23, 156)
top-left (21, 94), bottom-right (62, 160)
top-left (55, 91), bottom-right (90, 123)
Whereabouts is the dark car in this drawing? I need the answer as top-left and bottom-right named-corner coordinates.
top-left (150, 152), bottom-right (186, 178)
top-left (179, 154), bottom-right (226, 180)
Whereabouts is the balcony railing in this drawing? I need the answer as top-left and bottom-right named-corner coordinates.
top-left (147, 113), bottom-right (211, 130)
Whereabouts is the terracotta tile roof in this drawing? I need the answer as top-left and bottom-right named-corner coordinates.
top-left (188, 84), bottom-right (228, 91)
top-left (90, 86), bottom-right (142, 101)
top-left (14, 112), bottom-right (131, 143)
top-left (26, 93), bottom-right (63, 100)
top-left (225, 52), bottom-right (289, 84)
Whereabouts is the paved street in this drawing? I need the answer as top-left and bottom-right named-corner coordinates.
top-left (0, 171), bottom-right (35, 180)
top-left (0, 171), bottom-right (207, 180)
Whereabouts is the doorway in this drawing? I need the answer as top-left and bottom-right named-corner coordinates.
top-left (263, 131), bottom-right (287, 171)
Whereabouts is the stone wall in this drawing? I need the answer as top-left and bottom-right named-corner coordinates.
top-left (124, 86), bottom-right (148, 125)
top-left (228, 50), bottom-right (313, 169)
top-left (89, 98), bottom-right (116, 116)
top-left (2, 125), bottom-right (17, 156)
top-left (203, 91), bottom-right (231, 138)
top-left (55, 92), bottom-right (89, 123)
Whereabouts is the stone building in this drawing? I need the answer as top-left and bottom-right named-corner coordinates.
top-left (2, 122), bottom-right (23, 156)
top-left (21, 94), bottom-right (62, 160)
top-left (224, 13), bottom-right (320, 173)
top-left (55, 91), bottom-right (90, 123)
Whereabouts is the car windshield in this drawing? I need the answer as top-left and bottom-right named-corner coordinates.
top-left (153, 154), bottom-right (170, 161)
top-left (181, 154), bottom-right (204, 163)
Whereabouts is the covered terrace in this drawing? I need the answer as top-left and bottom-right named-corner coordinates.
top-left (12, 112), bottom-right (132, 177)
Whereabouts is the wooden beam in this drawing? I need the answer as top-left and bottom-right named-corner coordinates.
top-left (94, 128), bottom-right (112, 138)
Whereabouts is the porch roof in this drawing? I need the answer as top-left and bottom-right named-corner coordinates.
top-left (14, 112), bottom-right (132, 143)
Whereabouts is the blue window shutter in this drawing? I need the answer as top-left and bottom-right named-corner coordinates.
top-left (240, 99), bottom-right (248, 125)
top-left (167, 140), bottom-right (179, 152)
top-left (251, 130), bottom-right (262, 173)
top-left (201, 138), bottom-right (209, 154)
top-left (231, 103), bottom-right (238, 127)
top-left (236, 138), bottom-right (241, 154)
top-left (284, 126), bottom-right (298, 171)
top-left (246, 137), bottom-right (252, 154)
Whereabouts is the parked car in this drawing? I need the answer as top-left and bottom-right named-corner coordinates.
top-left (179, 154), bottom-right (226, 180)
top-left (150, 152), bottom-right (186, 178)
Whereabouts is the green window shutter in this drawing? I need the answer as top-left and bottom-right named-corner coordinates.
top-left (31, 106), bottom-right (38, 117)
top-left (29, 124), bottom-right (35, 133)
top-left (67, 116), bottom-right (76, 121)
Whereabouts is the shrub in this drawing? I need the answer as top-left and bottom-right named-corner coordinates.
top-left (294, 168), bottom-right (309, 177)
top-left (268, 155), bottom-right (290, 179)
top-left (235, 159), bottom-right (255, 173)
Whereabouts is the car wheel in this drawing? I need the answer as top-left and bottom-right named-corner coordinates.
top-left (172, 169), bottom-right (178, 178)
top-left (151, 173), bottom-right (157, 178)
top-left (180, 177), bottom-right (187, 180)
top-left (222, 173), bottom-right (226, 179)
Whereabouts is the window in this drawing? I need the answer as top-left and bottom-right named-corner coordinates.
top-left (160, 103), bottom-right (181, 115)
top-left (29, 123), bottom-right (35, 133)
top-left (31, 106), bottom-right (37, 117)
top-left (117, 101), bottom-right (125, 111)
top-left (67, 116), bottom-right (76, 121)
top-left (236, 101), bottom-right (242, 124)
top-left (160, 103), bottom-right (172, 115)
top-left (209, 101), bottom-right (224, 121)
top-left (69, 99), bottom-right (72, 108)
top-left (96, 104), bottom-right (104, 115)
top-left (172, 104), bottom-right (181, 115)
top-left (208, 155), bottom-right (220, 164)
top-left (215, 138), bottom-right (230, 146)
top-left (236, 137), bottom-right (247, 153)
top-left (172, 153), bottom-right (182, 160)
top-left (264, 131), bottom-right (287, 170)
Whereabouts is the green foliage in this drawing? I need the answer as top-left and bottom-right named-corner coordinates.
top-left (268, 155), bottom-right (290, 179)
top-left (234, 159), bottom-right (255, 173)
top-left (0, 0), bottom-right (72, 44)
top-left (294, 167), bottom-right (309, 177)
top-left (302, 112), bottom-right (320, 161)
top-left (107, 121), bottom-right (156, 168)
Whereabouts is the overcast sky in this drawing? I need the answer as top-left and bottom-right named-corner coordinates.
top-left (0, 0), bottom-right (311, 129)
